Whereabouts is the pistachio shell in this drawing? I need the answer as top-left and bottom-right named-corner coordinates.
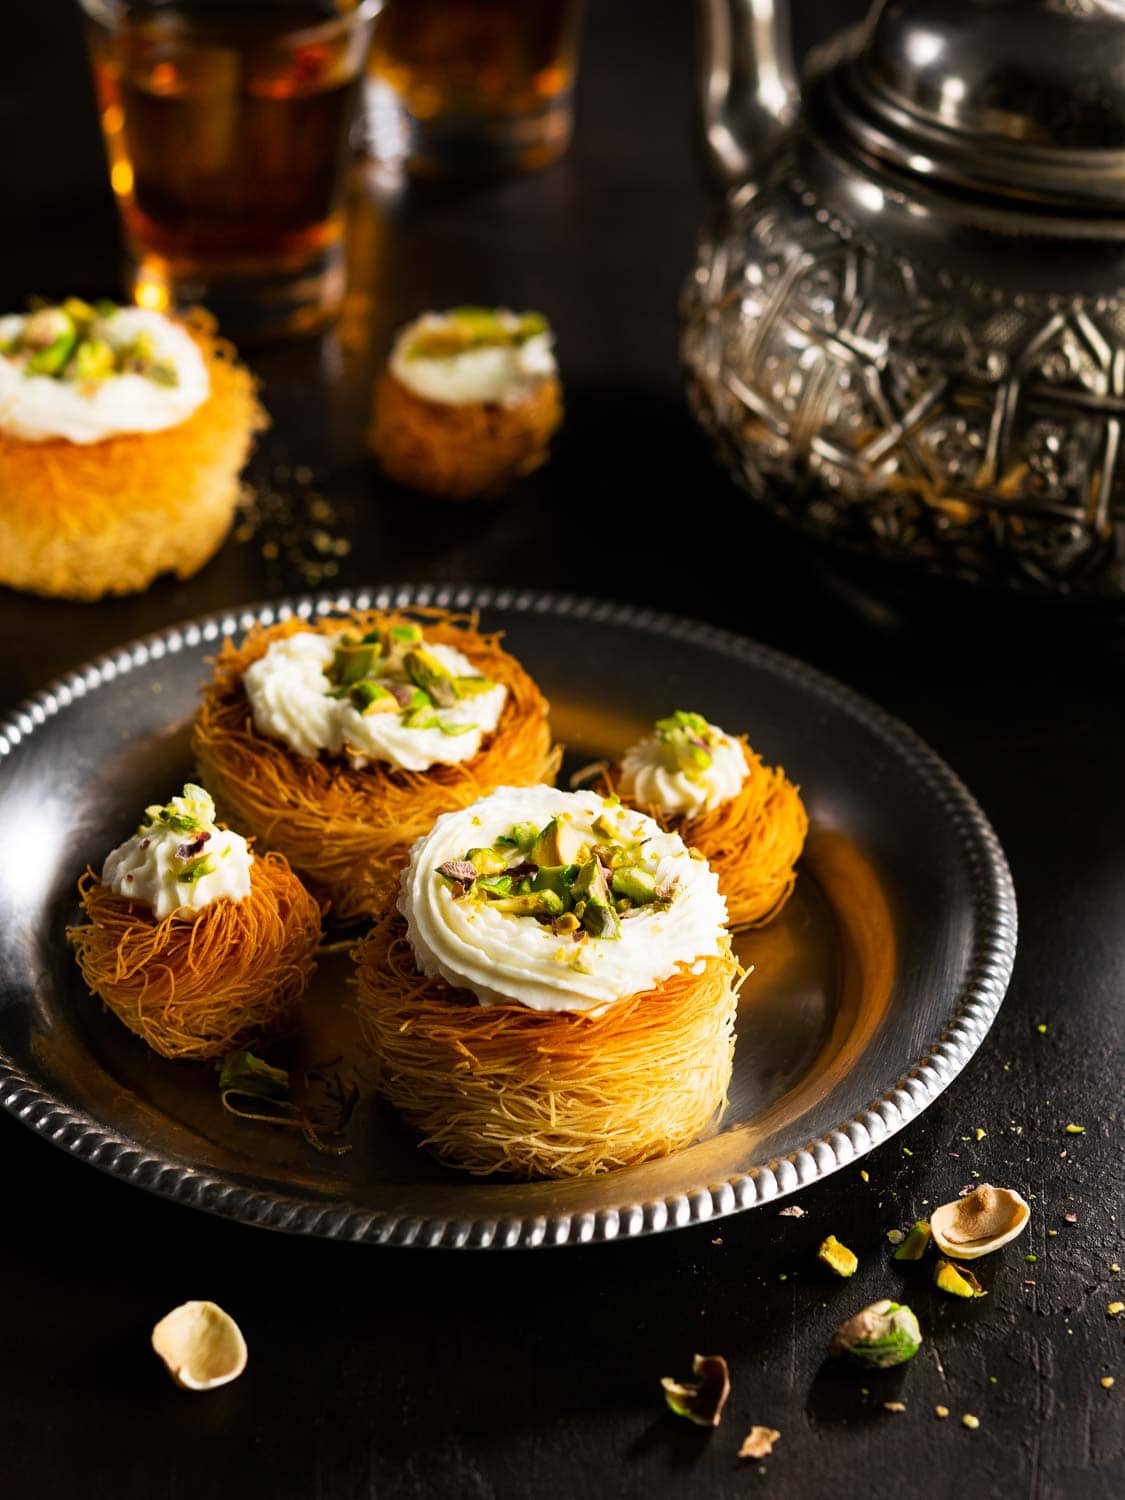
top-left (151, 1300), bottom-right (247, 1391)
top-left (930, 1185), bottom-right (1030, 1259)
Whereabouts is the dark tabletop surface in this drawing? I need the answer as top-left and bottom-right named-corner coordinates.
top-left (2, 3), bottom-right (1123, 1498)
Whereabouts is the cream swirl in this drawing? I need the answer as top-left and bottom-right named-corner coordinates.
top-left (390, 309), bottom-right (556, 407)
top-left (0, 308), bottom-right (210, 444)
top-left (400, 786), bottom-right (728, 1013)
top-left (242, 630), bottom-right (507, 772)
top-left (620, 719), bottom-right (748, 819)
top-left (102, 784), bottom-right (252, 921)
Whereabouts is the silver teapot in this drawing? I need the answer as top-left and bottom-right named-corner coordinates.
top-left (683, 0), bottom-right (1125, 598)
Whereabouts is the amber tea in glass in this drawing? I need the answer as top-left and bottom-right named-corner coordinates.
top-left (365, 0), bottom-right (584, 175)
top-left (81, 0), bottom-right (379, 338)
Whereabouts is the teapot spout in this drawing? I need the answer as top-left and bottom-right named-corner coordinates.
top-left (699, 0), bottom-right (800, 188)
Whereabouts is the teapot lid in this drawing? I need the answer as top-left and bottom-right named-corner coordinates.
top-left (823, 0), bottom-right (1125, 210)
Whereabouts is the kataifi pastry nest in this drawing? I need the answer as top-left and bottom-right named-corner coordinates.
top-left (67, 850), bottom-right (321, 1061)
top-left (354, 910), bottom-right (740, 1180)
top-left (193, 608), bottom-right (562, 925)
top-left (0, 314), bottom-right (265, 601)
top-left (612, 740), bottom-right (808, 929)
top-left (370, 369), bottom-right (562, 500)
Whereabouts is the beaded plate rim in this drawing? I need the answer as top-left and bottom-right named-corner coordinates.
top-left (0, 584), bottom-right (1017, 1250)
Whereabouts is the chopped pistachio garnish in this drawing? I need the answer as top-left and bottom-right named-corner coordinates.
top-left (819, 1235), bottom-right (859, 1278)
top-left (653, 709), bottom-right (719, 781)
top-left (437, 811), bottom-right (677, 939)
top-left (3, 299), bottom-right (180, 386)
top-left (320, 622), bottom-right (495, 737)
top-left (403, 306), bottom-right (549, 361)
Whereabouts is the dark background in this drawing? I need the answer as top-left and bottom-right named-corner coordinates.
top-left (1, 2), bottom-right (1123, 1497)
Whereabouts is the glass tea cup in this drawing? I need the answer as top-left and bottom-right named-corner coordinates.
top-left (80, 0), bottom-right (381, 339)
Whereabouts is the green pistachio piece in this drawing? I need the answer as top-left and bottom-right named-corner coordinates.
top-left (468, 847), bottom-right (509, 875)
top-left (531, 864), bottom-right (578, 905)
top-left (404, 647), bottom-right (458, 708)
top-left (532, 817), bottom-right (589, 868)
top-left (177, 854), bottom-right (215, 885)
top-left (487, 892), bottom-right (560, 918)
top-left (22, 307), bottom-right (75, 351)
top-left (329, 639), bottom-right (380, 687)
top-left (611, 867), bottom-right (658, 905)
top-left (475, 873), bottom-right (515, 899)
top-left (934, 1259), bottom-right (987, 1299)
top-left (61, 297), bottom-right (97, 332)
top-left (349, 680), bottom-right (398, 716)
top-left (26, 330), bottom-right (78, 376)
top-left (386, 623), bottom-right (423, 645)
top-left (829, 1300), bottom-right (922, 1369)
top-left (591, 812), bottom-right (623, 842)
top-left (68, 338), bottom-right (115, 383)
top-left (655, 709), bottom-right (715, 780)
top-left (120, 330), bottom-right (156, 371)
top-left (893, 1220), bottom-right (933, 1262)
top-left (515, 311), bottom-right (549, 343)
top-left (403, 707), bottom-right (438, 730)
top-left (572, 859), bottom-right (620, 939)
top-left (94, 298), bottom-right (119, 319)
top-left (451, 675), bottom-right (496, 700)
top-left (819, 1235), bottom-right (859, 1278)
top-left (497, 822), bottom-right (540, 853)
top-left (148, 358), bottom-right (179, 387)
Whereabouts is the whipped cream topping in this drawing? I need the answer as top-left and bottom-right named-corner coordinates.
top-left (0, 307), bottom-right (210, 444)
top-left (400, 786), bottom-right (728, 1013)
top-left (390, 308), bottom-right (556, 407)
top-left (620, 715), bottom-right (748, 819)
top-left (242, 629), bottom-right (507, 773)
top-left (102, 784), bottom-right (252, 921)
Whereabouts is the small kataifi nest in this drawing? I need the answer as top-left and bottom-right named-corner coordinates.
top-left (0, 314), bottom-right (265, 600)
top-left (192, 608), bottom-right (562, 925)
top-left (370, 369), bottom-right (562, 500)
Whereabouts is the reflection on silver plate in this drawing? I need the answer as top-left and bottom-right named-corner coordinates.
top-left (0, 586), bottom-right (1016, 1249)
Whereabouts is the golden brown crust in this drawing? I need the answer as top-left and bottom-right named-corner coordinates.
top-left (369, 369), bottom-right (562, 500)
top-left (611, 738), bottom-right (809, 929)
top-left (192, 608), bottom-right (562, 925)
top-left (67, 851), bottom-right (321, 1061)
top-left (354, 910), bottom-right (740, 1179)
top-left (0, 315), bottom-right (265, 600)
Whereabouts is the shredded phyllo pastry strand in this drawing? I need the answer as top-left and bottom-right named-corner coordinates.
top-left (67, 851), bottom-right (321, 1061)
top-left (354, 909), bottom-right (740, 1179)
top-left (193, 608), bottom-right (560, 923)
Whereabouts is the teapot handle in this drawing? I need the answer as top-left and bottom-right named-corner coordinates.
top-left (699, 0), bottom-right (801, 188)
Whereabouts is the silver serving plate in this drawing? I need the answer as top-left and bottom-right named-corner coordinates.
top-left (0, 586), bottom-right (1016, 1249)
